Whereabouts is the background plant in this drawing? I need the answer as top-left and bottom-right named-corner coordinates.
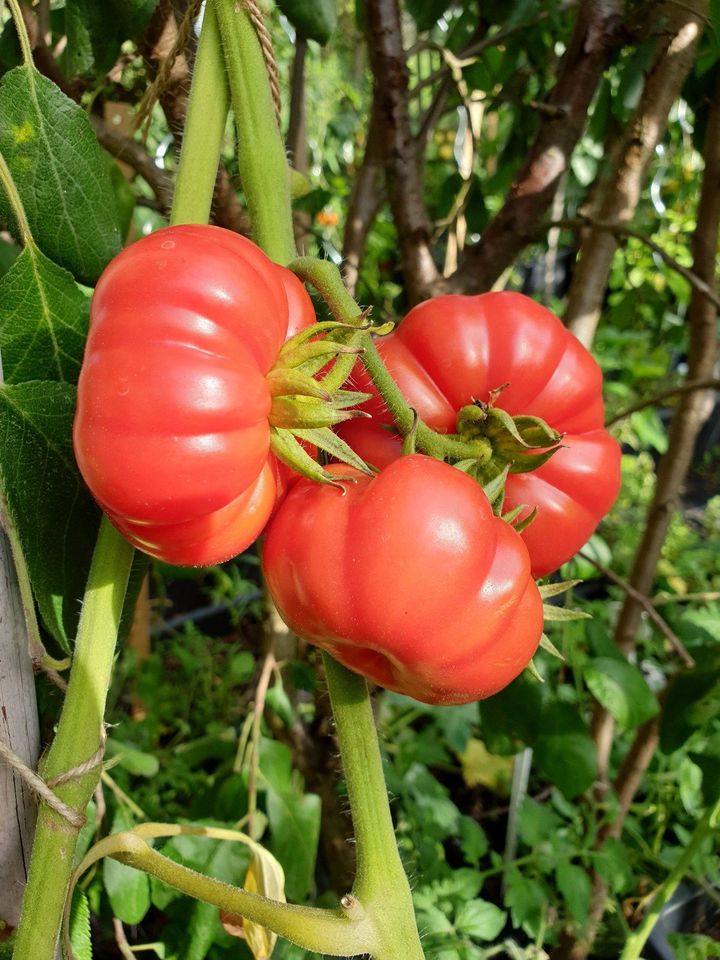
top-left (0, 1), bottom-right (718, 958)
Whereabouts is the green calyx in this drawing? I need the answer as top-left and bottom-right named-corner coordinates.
top-left (455, 401), bottom-right (563, 475)
top-left (267, 323), bottom-right (376, 485)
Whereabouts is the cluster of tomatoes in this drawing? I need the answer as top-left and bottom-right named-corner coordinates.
top-left (74, 226), bottom-right (621, 705)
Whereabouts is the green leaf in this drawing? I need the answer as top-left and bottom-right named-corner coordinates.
top-left (105, 739), bottom-right (160, 778)
top-left (459, 816), bottom-right (488, 866)
top-left (266, 787), bottom-right (321, 902)
top-left (0, 381), bottom-right (100, 650)
top-left (479, 675), bottom-right (543, 755)
top-left (103, 811), bottom-right (151, 925)
top-left (689, 735), bottom-right (720, 807)
top-left (667, 932), bottom-right (720, 960)
top-left (660, 666), bottom-right (720, 753)
top-left (0, 246), bottom-right (89, 385)
top-left (534, 702), bottom-right (597, 798)
top-left (0, 67), bottom-right (122, 283)
top-left (518, 797), bottom-right (562, 847)
top-left (584, 657), bottom-right (659, 729)
top-left (595, 836), bottom-right (634, 894)
top-left (65, 0), bottom-right (159, 77)
top-left (455, 898), bottom-right (506, 941)
top-left (405, 0), bottom-right (449, 32)
top-left (555, 861), bottom-right (591, 925)
top-left (503, 868), bottom-right (547, 937)
top-left (68, 890), bottom-right (93, 960)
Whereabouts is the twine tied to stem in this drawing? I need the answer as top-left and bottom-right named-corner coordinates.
top-left (0, 730), bottom-right (106, 829)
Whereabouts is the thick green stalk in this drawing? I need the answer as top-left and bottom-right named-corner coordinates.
top-left (214, 0), bottom-right (296, 264)
top-left (171, 2), bottom-right (228, 226)
top-left (619, 798), bottom-right (720, 960)
top-left (12, 520), bottom-right (134, 960)
top-left (324, 655), bottom-right (426, 959)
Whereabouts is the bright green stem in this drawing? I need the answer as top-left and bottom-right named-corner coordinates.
top-left (323, 654), bottom-right (426, 959)
top-left (214, 0), bottom-right (295, 264)
top-left (171, 2), bottom-right (229, 226)
top-left (113, 833), bottom-right (377, 957)
top-left (12, 519), bottom-right (134, 960)
top-left (289, 257), bottom-right (490, 463)
top-left (6, 0), bottom-right (33, 68)
top-left (619, 797), bottom-right (720, 960)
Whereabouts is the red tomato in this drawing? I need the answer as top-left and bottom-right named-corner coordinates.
top-left (74, 225), bottom-right (315, 566)
top-left (263, 455), bottom-right (544, 705)
top-left (340, 293), bottom-right (621, 577)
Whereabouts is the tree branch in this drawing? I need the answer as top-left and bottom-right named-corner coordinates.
top-left (342, 102), bottom-right (386, 296)
top-left (550, 216), bottom-right (720, 311)
top-left (364, 0), bottom-right (442, 303)
top-left (606, 378), bottom-right (720, 426)
top-left (578, 551), bottom-right (694, 668)
top-left (90, 116), bottom-right (173, 212)
top-left (564, 0), bottom-right (708, 347)
top-left (448, 0), bottom-right (625, 294)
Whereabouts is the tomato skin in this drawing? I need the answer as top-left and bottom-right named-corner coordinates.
top-left (74, 225), bottom-right (315, 566)
top-left (263, 455), bottom-right (543, 705)
top-left (342, 293), bottom-right (621, 577)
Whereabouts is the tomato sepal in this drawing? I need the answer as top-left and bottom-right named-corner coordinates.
top-left (539, 633), bottom-right (565, 661)
top-left (270, 427), bottom-right (358, 487)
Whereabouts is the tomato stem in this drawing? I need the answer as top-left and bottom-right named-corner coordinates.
top-left (288, 257), bottom-right (493, 464)
top-left (323, 654), bottom-right (426, 958)
top-left (12, 519), bottom-right (134, 960)
top-left (171, 2), bottom-right (229, 227)
top-left (214, 0), bottom-right (296, 265)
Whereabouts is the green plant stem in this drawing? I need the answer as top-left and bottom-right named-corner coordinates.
top-left (0, 148), bottom-right (33, 245)
top-left (289, 256), bottom-right (491, 463)
top-left (619, 797), bottom-right (720, 960)
top-left (323, 654), bottom-right (426, 959)
top-left (110, 832), bottom-right (377, 957)
top-left (214, 0), bottom-right (295, 264)
top-left (5, 0), bottom-right (33, 67)
top-left (170, 2), bottom-right (228, 226)
top-left (12, 519), bottom-right (134, 960)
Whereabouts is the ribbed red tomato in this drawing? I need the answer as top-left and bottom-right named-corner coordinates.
top-left (339, 293), bottom-right (621, 577)
top-left (74, 225), bottom-right (315, 566)
top-left (263, 455), bottom-right (544, 705)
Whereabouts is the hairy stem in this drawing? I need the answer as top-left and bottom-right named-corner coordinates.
top-left (214, 0), bottom-right (295, 264)
top-left (171, 2), bottom-right (229, 226)
top-left (323, 655), bottom-right (426, 958)
top-left (12, 520), bottom-right (134, 960)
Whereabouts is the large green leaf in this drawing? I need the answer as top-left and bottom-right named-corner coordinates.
top-left (65, 0), bottom-right (160, 77)
top-left (0, 381), bottom-right (99, 650)
top-left (267, 785), bottom-right (321, 902)
top-left (534, 702), bottom-right (597, 798)
top-left (0, 66), bottom-right (122, 283)
top-left (584, 657), bottom-right (659, 730)
top-left (0, 245), bottom-right (89, 385)
top-left (660, 665), bottom-right (720, 753)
